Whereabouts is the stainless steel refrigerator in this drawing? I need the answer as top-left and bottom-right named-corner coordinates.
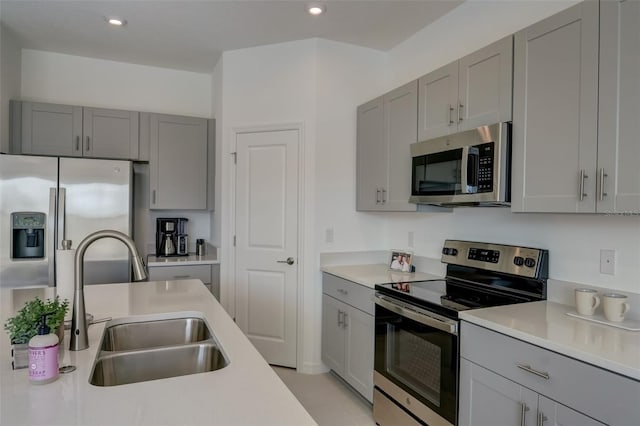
top-left (0, 154), bottom-right (132, 288)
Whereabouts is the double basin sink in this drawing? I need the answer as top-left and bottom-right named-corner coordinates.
top-left (90, 313), bottom-right (229, 387)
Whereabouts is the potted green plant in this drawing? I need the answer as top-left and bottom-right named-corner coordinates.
top-left (4, 296), bottom-right (69, 369)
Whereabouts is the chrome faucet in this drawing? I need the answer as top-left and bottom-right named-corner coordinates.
top-left (69, 230), bottom-right (148, 351)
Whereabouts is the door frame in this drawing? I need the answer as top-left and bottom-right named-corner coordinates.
top-left (229, 122), bottom-right (306, 369)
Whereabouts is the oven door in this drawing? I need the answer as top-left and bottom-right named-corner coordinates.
top-left (374, 294), bottom-right (458, 426)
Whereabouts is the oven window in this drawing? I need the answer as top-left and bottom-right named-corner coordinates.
top-left (413, 149), bottom-right (463, 195)
top-left (386, 324), bottom-right (442, 406)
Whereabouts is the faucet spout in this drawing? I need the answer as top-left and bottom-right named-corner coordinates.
top-left (69, 230), bottom-right (147, 351)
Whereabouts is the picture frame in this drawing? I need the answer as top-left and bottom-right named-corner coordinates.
top-left (389, 250), bottom-right (413, 272)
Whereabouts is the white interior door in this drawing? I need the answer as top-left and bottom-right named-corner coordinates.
top-left (235, 128), bottom-right (299, 367)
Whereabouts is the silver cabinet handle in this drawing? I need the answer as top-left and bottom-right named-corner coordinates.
top-left (376, 188), bottom-right (381, 204)
top-left (337, 288), bottom-right (349, 295)
top-left (458, 103), bottom-right (464, 123)
top-left (517, 363), bottom-right (550, 380)
top-left (75, 135), bottom-right (80, 151)
top-left (381, 188), bottom-right (386, 204)
top-left (579, 169), bottom-right (588, 201)
top-left (172, 275), bottom-right (191, 279)
top-left (86, 136), bottom-right (90, 151)
top-left (343, 312), bottom-right (348, 328)
top-left (152, 190), bottom-right (156, 205)
top-left (537, 411), bottom-right (547, 426)
top-left (599, 168), bottom-right (608, 201)
top-left (337, 310), bottom-right (344, 327)
top-left (520, 403), bottom-right (530, 426)
top-left (448, 104), bottom-right (455, 126)
top-left (277, 257), bottom-right (294, 265)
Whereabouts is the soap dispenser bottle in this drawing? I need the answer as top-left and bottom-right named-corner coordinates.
top-left (28, 313), bottom-right (59, 384)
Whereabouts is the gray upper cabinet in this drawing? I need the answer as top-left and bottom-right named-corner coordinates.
top-left (511, 1), bottom-right (600, 213)
top-left (21, 102), bottom-right (83, 157)
top-left (356, 80), bottom-right (418, 212)
top-left (597, 0), bottom-right (640, 214)
top-left (148, 113), bottom-right (214, 210)
top-left (418, 36), bottom-right (513, 142)
top-left (82, 108), bottom-right (139, 160)
top-left (18, 101), bottom-right (140, 160)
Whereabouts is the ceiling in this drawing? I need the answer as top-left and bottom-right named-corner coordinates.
top-left (0, 0), bottom-right (463, 73)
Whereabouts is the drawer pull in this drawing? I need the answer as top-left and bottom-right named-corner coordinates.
top-left (173, 275), bottom-right (191, 279)
top-left (337, 288), bottom-right (349, 295)
top-left (537, 411), bottom-right (547, 426)
top-left (517, 364), bottom-right (550, 380)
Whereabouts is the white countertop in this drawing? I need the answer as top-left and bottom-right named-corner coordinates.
top-left (147, 252), bottom-right (219, 266)
top-left (321, 263), bottom-right (442, 288)
top-left (460, 301), bottom-right (640, 381)
top-left (0, 280), bottom-right (316, 426)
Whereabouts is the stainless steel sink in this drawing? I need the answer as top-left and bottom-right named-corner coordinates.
top-left (100, 317), bottom-right (212, 351)
top-left (90, 342), bottom-right (229, 386)
top-left (90, 314), bottom-right (229, 387)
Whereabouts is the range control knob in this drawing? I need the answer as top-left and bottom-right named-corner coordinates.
top-left (524, 258), bottom-right (536, 268)
top-left (450, 248), bottom-right (458, 256)
top-left (442, 248), bottom-right (450, 255)
top-left (513, 256), bottom-right (524, 266)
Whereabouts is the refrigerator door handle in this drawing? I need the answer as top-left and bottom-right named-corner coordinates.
top-left (58, 187), bottom-right (67, 246)
top-left (49, 188), bottom-right (57, 285)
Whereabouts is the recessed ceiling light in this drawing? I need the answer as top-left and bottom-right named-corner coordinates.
top-left (106, 17), bottom-right (126, 27)
top-left (307, 4), bottom-right (326, 16)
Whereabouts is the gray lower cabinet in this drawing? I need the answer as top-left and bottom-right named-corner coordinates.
top-left (460, 321), bottom-right (640, 426)
top-left (15, 101), bottom-right (139, 160)
top-left (146, 113), bottom-right (215, 210)
top-left (321, 273), bottom-right (374, 402)
top-left (147, 263), bottom-right (220, 300)
top-left (418, 36), bottom-right (513, 142)
top-left (356, 80), bottom-right (418, 212)
top-left (512, 0), bottom-right (639, 214)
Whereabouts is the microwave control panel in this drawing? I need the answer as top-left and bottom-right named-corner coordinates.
top-left (476, 142), bottom-right (494, 192)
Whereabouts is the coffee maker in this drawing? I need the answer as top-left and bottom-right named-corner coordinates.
top-left (156, 218), bottom-right (189, 257)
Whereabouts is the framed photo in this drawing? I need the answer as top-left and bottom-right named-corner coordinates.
top-left (389, 250), bottom-right (413, 272)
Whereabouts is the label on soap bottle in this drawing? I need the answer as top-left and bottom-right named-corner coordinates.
top-left (28, 344), bottom-right (59, 382)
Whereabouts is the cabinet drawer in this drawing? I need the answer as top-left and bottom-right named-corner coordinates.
top-left (461, 322), bottom-right (640, 425)
top-left (322, 273), bottom-right (374, 315)
top-left (148, 264), bottom-right (212, 284)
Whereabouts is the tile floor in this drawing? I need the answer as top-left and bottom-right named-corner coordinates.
top-left (273, 366), bottom-right (376, 426)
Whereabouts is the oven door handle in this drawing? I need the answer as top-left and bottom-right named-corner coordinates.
top-left (375, 294), bottom-right (458, 335)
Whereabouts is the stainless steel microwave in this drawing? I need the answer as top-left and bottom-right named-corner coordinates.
top-left (409, 122), bottom-right (511, 207)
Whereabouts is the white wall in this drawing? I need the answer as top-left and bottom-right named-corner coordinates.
top-left (0, 24), bottom-right (22, 153)
top-left (217, 38), bottom-right (388, 373)
top-left (20, 49), bottom-right (214, 251)
top-left (21, 49), bottom-right (211, 117)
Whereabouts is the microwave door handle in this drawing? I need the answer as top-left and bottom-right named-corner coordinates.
top-left (467, 147), bottom-right (479, 193)
top-left (461, 146), bottom-right (470, 193)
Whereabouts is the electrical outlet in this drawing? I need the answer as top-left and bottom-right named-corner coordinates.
top-left (325, 227), bottom-right (334, 244)
top-left (600, 249), bottom-right (616, 275)
top-left (408, 231), bottom-right (414, 248)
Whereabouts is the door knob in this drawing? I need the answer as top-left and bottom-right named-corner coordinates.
top-left (277, 257), bottom-right (295, 265)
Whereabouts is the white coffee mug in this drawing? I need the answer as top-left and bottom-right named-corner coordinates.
top-left (602, 293), bottom-right (630, 322)
top-left (575, 288), bottom-right (600, 316)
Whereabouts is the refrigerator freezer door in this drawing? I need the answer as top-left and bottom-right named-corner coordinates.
top-left (59, 157), bottom-right (132, 285)
top-left (0, 155), bottom-right (58, 288)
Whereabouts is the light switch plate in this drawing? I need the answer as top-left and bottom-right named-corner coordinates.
top-left (600, 249), bottom-right (615, 275)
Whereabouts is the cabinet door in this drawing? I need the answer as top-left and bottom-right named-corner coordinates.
top-left (538, 396), bottom-right (605, 426)
top-left (321, 294), bottom-right (345, 375)
top-left (21, 102), bottom-right (82, 157)
top-left (83, 108), bottom-right (139, 160)
top-left (597, 0), bottom-right (640, 214)
top-left (149, 113), bottom-right (208, 209)
top-left (417, 61), bottom-right (458, 141)
top-left (512, 1), bottom-right (599, 213)
top-left (382, 80), bottom-right (418, 212)
top-left (459, 359), bottom-right (537, 426)
top-left (344, 306), bottom-right (374, 402)
top-left (458, 35), bottom-right (513, 131)
top-left (356, 96), bottom-right (386, 211)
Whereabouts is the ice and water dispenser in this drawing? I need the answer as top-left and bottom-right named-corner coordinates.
top-left (11, 212), bottom-right (46, 259)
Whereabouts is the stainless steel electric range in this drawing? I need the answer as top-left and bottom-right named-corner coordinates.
top-left (373, 240), bottom-right (549, 426)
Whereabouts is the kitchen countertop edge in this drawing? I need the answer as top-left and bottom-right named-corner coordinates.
top-left (460, 301), bottom-right (640, 381)
top-left (321, 263), bottom-right (442, 288)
